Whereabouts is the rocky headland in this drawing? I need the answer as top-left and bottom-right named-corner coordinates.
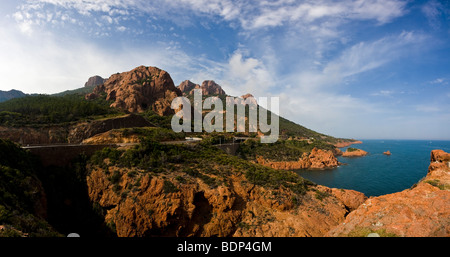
top-left (1, 65), bottom-right (448, 237)
top-left (334, 140), bottom-right (363, 148)
top-left (255, 147), bottom-right (340, 170)
top-left (86, 151), bottom-right (365, 237)
top-left (327, 149), bottom-right (450, 237)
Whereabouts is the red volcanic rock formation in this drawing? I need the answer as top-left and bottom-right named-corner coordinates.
top-left (177, 80), bottom-right (198, 94)
top-left (327, 149), bottom-right (450, 237)
top-left (256, 147), bottom-right (340, 170)
top-left (177, 80), bottom-right (226, 96)
top-left (201, 80), bottom-right (226, 95)
top-left (342, 148), bottom-right (368, 157)
top-left (86, 66), bottom-right (182, 116)
top-left (87, 166), bottom-right (366, 237)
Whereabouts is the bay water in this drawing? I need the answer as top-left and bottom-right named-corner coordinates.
top-left (295, 140), bottom-right (450, 196)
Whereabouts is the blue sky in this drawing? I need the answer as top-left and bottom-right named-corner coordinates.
top-left (0, 0), bottom-right (449, 140)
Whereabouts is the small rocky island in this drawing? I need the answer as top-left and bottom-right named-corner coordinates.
top-left (342, 147), bottom-right (368, 157)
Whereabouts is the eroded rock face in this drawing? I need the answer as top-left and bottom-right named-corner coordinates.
top-left (86, 66), bottom-right (182, 115)
top-left (86, 166), bottom-right (365, 237)
top-left (327, 149), bottom-right (450, 237)
top-left (256, 147), bottom-right (340, 170)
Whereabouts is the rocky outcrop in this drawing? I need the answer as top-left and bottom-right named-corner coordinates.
top-left (342, 148), bottom-right (368, 157)
top-left (84, 75), bottom-right (106, 88)
top-left (240, 93), bottom-right (257, 105)
top-left (82, 130), bottom-right (141, 145)
top-left (0, 126), bottom-right (69, 145)
top-left (86, 66), bottom-right (182, 116)
top-left (200, 80), bottom-right (226, 95)
top-left (334, 140), bottom-right (363, 148)
top-left (256, 147), bottom-right (340, 170)
top-left (177, 80), bottom-right (226, 96)
top-left (87, 166), bottom-right (365, 237)
top-left (0, 114), bottom-right (151, 145)
top-left (327, 149), bottom-right (450, 237)
top-left (177, 80), bottom-right (198, 94)
top-left (383, 150), bottom-right (391, 155)
top-left (68, 114), bottom-right (152, 143)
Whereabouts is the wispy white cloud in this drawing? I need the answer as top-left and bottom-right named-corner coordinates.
top-left (324, 31), bottom-right (425, 78)
top-left (428, 78), bottom-right (448, 85)
top-left (421, 0), bottom-right (448, 28)
top-left (371, 90), bottom-right (395, 97)
top-left (12, 0), bottom-right (408, 36)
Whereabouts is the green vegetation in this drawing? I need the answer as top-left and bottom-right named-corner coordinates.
top-left (237, 138), bottom-right (336, 162)
top-left (52, 86), bottom-right (96, 97)
top-left (121, 127), bottom-right (185, 142)
top-left (314, 189), bottom-right (331, 201)
top-left (0, 94), bottom-right (121, 127)
top-left (424, 179), bottom-right (450, 190)
top-left (0, 139), bottom-right (61, 236)
top-left (139, 109), bottom-right (173, 129)
top-left (89, 137), bottom-right (314, 195)
top-left (347, 147), bottom-right (358, 152)
top-left (162, 180), bottom-right (179, 193)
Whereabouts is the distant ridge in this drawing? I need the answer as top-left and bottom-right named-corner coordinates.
top-left (53, 75), bottom-right (106, 96)
top-left (0, 89), bottom-right (26, 103)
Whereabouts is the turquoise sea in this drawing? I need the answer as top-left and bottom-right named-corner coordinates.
top-left (295, 140), bottom-right (450, 197)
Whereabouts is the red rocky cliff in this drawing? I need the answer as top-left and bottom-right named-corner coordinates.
top-left (327, 149), bottom-right (450, 237)
top-left (86, 66), bottom-right (181, 116)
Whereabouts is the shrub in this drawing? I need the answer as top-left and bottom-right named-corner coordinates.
top-left (162, 180), bottom-right (179, 193)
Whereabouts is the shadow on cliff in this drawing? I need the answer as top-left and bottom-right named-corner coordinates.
top-left (36, 154), bottom-right (116, 237)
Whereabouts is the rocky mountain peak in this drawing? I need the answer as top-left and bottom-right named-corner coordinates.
top-left (84, 75), bottom-right (106, 88)
top-left (177, 80), bottom-right (226, 96)
top-left (85, 66), bottom-right (182, 116)
top-left (200, 80), bottom-right (226, 95)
